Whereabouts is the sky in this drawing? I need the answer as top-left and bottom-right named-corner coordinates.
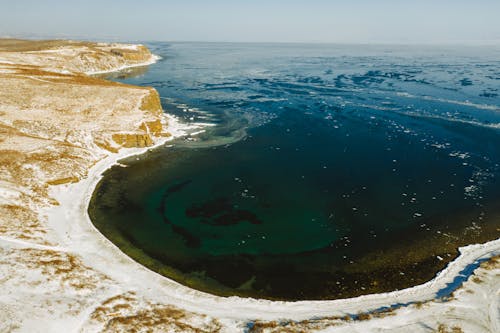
top-left (1, 0), bottom-right (499, 44)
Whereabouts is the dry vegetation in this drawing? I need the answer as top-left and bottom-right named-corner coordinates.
top-left (87, 292), bottom-right (222, 333)
top-left (2, 247), bottom-right (110, 291)
top-left (436, 323), bottom-right (464, 333)
top-left (479, 254), bottom-right (499, 270)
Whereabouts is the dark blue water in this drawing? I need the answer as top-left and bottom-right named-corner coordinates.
top-left (90, 43), bottom-right (500, 300)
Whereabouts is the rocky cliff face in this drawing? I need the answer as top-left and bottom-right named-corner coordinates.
top-left (0, 39), bottom-right (157, 74)
top-left (0, 40), bottom-right (228, 333)
top-left (0, 39), bottom-right (168, 245)
top-left (0, 41), bottom-right (218, 332)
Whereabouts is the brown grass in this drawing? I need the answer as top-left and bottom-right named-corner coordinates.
top-left (0, 204), bottom-right (50, 243)
top-left (480, 255), bottom-right (500, 270)
top-left (13, 248), bottom-right (110, 291)
top-left (437, 323), bottom-right (464, 333)
top-left (471, 276), bottom-right (483, 284)
top-left (90, 294), bottom-right (222, 333)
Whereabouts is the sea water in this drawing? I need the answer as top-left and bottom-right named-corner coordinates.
top-left (90, 43), bottom-right (500, 300)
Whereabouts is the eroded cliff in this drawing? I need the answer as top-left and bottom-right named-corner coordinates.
top-left (0, 39), bottom-right (157, 74)
top-left (0, 40), bottom-right (222, 332)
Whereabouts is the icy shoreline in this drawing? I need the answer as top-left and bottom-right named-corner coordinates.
top-left (47, 107), bottom-right (499, 323)
top-left (85, 54), bottom-right (162, 75)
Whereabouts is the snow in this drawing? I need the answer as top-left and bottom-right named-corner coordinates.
top-left (111, 44), bottom-right (142, 51)
top-left (85, 54), bottom-right (161, 75)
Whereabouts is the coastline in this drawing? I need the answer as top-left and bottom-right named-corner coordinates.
top-left (49, 154), bottom-right (500, 321)
top-left (1, 39), bottom-right (498, 332)
top-left (85, 54), bottom-right (162, 75)
top-left (57, 89), bottom-right (499, 321)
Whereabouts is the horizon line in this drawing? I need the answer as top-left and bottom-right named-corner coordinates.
top-left (2, 33), bottom-right (500, 47)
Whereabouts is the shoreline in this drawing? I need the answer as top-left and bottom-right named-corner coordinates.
top-left (48, 108), bottom-right (499, 321)
top-left (85, 54), bottom-right (162, 75)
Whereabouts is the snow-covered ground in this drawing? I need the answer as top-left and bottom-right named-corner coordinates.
top-left (0, 39), bottom-right (498, 332)
top-left (85, 54), bottom-right (161, 75)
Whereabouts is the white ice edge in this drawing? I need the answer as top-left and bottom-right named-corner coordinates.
top-left (37, 54), bottom-right (499, 323)
top-left (85, 54), bottom-right (161, 75)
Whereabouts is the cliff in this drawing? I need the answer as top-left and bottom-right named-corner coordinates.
top-left (0, 39), bottom-right (168, 295)
top-left (0, 39), bottom-right (157, 74)
top-left (0, 39), bottom-right (227, 332)
top-left (0, 39), bottom-right (168, 192)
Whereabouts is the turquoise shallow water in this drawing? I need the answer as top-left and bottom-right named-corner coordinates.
top-left (90, 43), bottom-right (500, 300)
